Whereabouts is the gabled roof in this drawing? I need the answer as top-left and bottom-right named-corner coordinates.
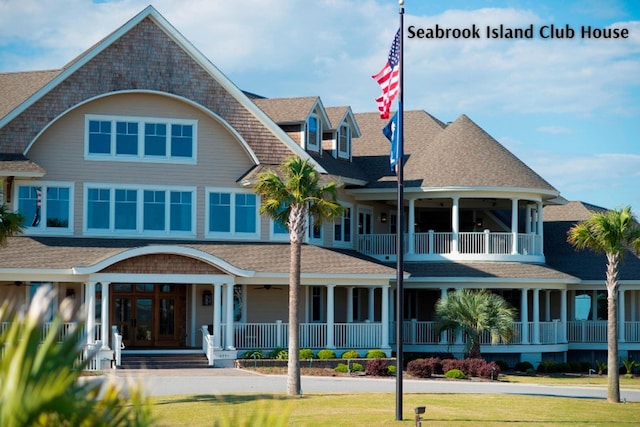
top-left (254, 96), bottom-right (318, 124)
top-left (0, 154), bottom-right (46, 177)
top-left (0, 6), bottom-right (325, 172)
top-left (324, 106), bottom-right (361, 137)
top-left (0, 70), bottom-right (61, 118)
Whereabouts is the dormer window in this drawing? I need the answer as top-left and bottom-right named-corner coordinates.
top-left (306, 115), bottom-right (320, 151)
top-left (338, 124), bottom-right (350, 159)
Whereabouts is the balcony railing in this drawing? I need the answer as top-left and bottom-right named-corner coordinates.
top-left (358, 231), bottom-right (542, 261)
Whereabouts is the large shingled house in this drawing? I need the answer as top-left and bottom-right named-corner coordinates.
top-left (1, 6), bottom-right (638, 369)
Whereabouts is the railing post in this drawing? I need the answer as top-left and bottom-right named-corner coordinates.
top-left (411, 319), bottom-right (417, 344)
top-left (428, 230), bottom-right (434, 254)
top-left (484, 229), bottom-right (490, 254)
top-left (276, 320), bottom-right (283, 348)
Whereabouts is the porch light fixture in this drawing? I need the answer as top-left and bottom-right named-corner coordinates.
top-left (380, 212), bottom-right (388, 223)
top-left (202, 290), bottom-right (212, 306)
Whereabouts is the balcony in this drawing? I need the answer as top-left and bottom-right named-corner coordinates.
top-left (357, 230), bottom-right (543, 262)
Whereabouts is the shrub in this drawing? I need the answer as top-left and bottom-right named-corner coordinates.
top-left (423, 357), bottom-right (444, 375)
top-left (334, 363), bottom-right (349, 373)
top-left (556, 362), bottom-right (571, 373)
top-left (494, 360), bottom-right (509, 371)
top-left (445, 369), bottom-right (467, 379)
top-left (366, 349), bottom-right (387, 359)
top-left (351, 362), bottom-right (364, 372)
top-left (537, 360), bottom-right (557, 373)
top-left (387, 365), bottom-right (397, 375)
top-left (299, 349), bottom-right (314, 360)
top-left (341, 350), bottom-right (360, 359)
top-left (515, 361), bottom-right (534, 372)
top-left (269, 348), bottom-right (287, 359)
top-left (407, 359), bottom-right (433, 378)
top-left (365, 358), bottom-right (389, 376)
top-left (442, 358), bottom-right (464, 374)
top-left (244, 350), bottom-right (265, 359)
top-left (317, 349), bottom-right (337, 359)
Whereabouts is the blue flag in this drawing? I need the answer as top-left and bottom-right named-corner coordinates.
top-left (382, 111), bottom-right (399, 173)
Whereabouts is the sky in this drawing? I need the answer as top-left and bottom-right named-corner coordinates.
top-left (0, 0), bottom-right (638, 212)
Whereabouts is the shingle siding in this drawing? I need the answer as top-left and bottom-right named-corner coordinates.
top-left (0, 18), bottom-right (291, 165)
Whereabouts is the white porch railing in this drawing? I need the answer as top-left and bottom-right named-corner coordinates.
top-left (230, 322), bottom-right (382, 349)
top-left (358, 231), bottom-right (542, 259)
top-left (567, 320), bottom-right (607, 343)
top-left (201, 325), bottom-right (215, 366)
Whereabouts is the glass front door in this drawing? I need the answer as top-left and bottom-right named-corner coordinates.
top-left (111, 284), bottom-right (186, 348)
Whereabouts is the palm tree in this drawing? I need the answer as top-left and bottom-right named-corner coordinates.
top-left (567, 206), bottom-right (640, 403)
top-left (0, 201), bottom-right (24, 246)
top-left (435, 289), bottom-right (516, 359)
top-left (254, 156), bottom-right (343, 396)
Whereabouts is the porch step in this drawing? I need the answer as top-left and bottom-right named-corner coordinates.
top-left (119, 353), bottom-right (211, 369)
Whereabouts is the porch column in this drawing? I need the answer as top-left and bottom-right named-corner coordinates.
top-left (86, 281), bottom-right (96, 346)
top-left (537, 202), bottom-right (544, 255)
top-left (346, 287), bottom-right (354, 323)
top-left (326, 284), bottom-right (335, 349)
top-left (560, 289), bottom-right (567, 342)
top-left (592, 290), bottom-right (599, 320)
top-left (544, 290), bottom-right (551, 321)
top-left (212, 283), bottom-right (222, 349)
top-left (381, 284), bottom-right (390, 349)
top-left (100, 282), bottom-right (111, 349)
top-left (224, 283), bottom-right (235, 350)
top-left (631, 291), bottom-right (637, 321)
top-left (511, 198), bottom-right (519, 254)
top-left (440, 288), bottom-right (448, 344)
top-left (190, 284), bottom-right (197, 347)
top-left (368, 287), bottom-right (375, 321)
top-left (521, 288), bottom-right (529, 344)
top-left (408, 198), bottom-right (415, 254)
top-left (619, 289), bottom-right (626, 343)
top-left (532, 288), bottom-right (540, 344)
top-left (451, 197), bottom-right (460, 254)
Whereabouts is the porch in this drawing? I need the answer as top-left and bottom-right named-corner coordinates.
top-left (357, 196), bottom-right (546, 262)
top-left (358, 231), bottom-right (542, 262)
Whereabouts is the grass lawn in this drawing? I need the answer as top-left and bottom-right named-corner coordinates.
top-left (149, 385), bottom-right (640, 426)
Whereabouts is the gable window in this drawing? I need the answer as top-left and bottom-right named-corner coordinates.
top-left (85, 185), bottom-right (194, 236)
top-left (207, 189), bottom-right (259, 239)
top-left (16, 183), bottom-right (73, 232)
top-left (306, 115), bottom-right (320, 151)
top-left (86, 115), bottom-right (196, 163)
top-left (338, 124), bottom-right (350, 159)
top-left (334, 204), bottom-right (352, 245)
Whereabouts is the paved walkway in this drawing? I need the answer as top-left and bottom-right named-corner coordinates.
top-left (104, 368), bottom-right (640, 402)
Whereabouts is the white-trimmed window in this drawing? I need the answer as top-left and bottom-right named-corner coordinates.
top-left (269, 204), bottom-right (289, 241)
top-left (305, 115), bottom-right (320, 151)
top-left (85, 115), bottom-right (197, 163)
top-left (307, 214), bottom-right (323, 243)
top-left (334, 203), bottom-right (352, 246)
top-left (206, 188), bottom-right (259, 239)
top-left (16, 182), bottom-right (74, 233)
top-left (85, 184), bottom-right (195, 236)
top-left (337, 124), bottom-right (350, 159)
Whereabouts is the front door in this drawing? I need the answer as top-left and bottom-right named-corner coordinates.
top-left (111, 284), bottom-right (186, 348)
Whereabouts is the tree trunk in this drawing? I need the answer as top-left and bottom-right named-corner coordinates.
top-left (606, 252), bottom-right (621, 403)
top-left (287, 206), bottom-right (305, 396)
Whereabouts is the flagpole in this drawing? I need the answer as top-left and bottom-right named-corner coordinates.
top-left (395, 0), bottom-right (405, 422)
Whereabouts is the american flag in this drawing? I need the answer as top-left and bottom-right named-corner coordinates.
top-left (372, 29), bottom-right (400, 119)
